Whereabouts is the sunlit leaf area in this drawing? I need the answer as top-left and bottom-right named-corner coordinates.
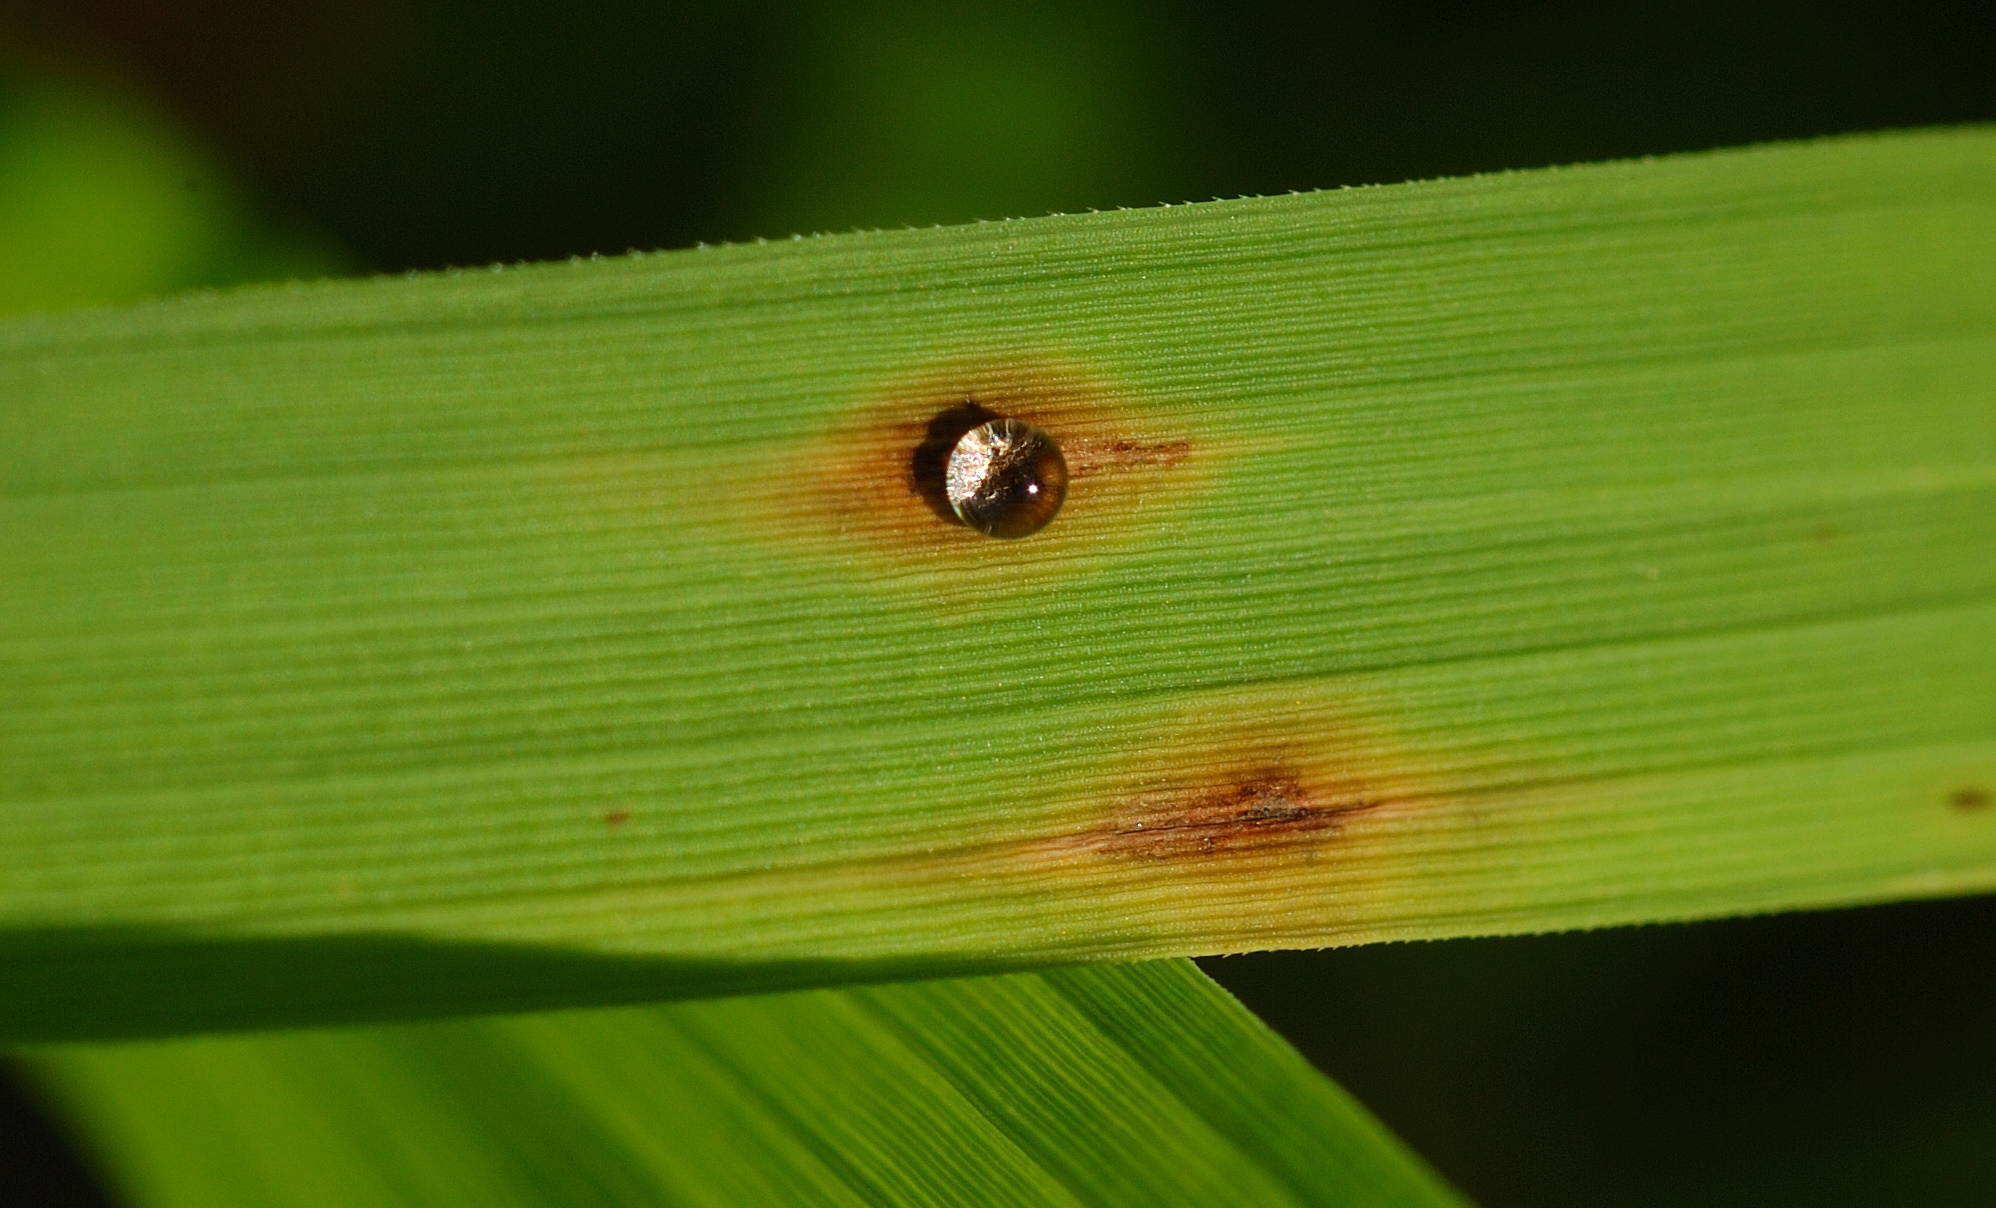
top-left (4, 4), bottom-right (1995, 1206)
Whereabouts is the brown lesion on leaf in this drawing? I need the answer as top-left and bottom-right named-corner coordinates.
top-left (1077, 767), bottom-right (1386, 861)
top-left (762, 356), bottom-right (1206, 586)
top-left (1016, 689), bottom-right (1432, 877)
top-left (1950, 785), bottom-right (1991, 813)
top-left (1072, 437), bottom-right (1193, 476)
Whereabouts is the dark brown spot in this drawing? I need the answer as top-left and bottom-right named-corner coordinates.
top-left (1950, 786), bottom-right (1990, 813)
top-left (604, 809), bottom-right (631, 827)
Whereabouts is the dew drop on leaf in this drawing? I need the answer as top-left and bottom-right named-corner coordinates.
top-left (944, 417), bottom-right (1068, 538)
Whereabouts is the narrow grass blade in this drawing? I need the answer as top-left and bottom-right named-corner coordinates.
top-left (25, 960), bottom-right (1463, 1207)
top-left (3, 128), bottom-right (1994, 1039)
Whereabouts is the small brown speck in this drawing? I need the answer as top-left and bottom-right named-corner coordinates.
top-left (604, 809), bottom-right (631, 827)
top-left (1949, 786), bottom-right (1990, 813)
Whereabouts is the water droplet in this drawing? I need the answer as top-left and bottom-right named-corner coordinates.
top-left (944, 417), bottom-right (1068, 538)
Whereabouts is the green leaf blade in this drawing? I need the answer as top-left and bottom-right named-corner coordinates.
top-left (27, 960), bottom-right (1465, 1208)
top-left (3, 128), bottom-right (1994, 1039)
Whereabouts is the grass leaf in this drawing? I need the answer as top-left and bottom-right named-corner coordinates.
top-left (26, 960), bottom-right (1463, 1207)
top-left (3, 128), bottom-right (1994, 1040)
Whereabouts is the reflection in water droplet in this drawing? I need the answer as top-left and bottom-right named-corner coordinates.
top-left (944, 418), bottom-right (1068, 538)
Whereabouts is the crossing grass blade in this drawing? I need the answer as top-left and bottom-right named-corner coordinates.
top-left (3, 127), bottom-right (1994, 1041)
top-left (23, 959), bottom-right (1464, 1208)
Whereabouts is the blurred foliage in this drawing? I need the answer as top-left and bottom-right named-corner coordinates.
top-left (10, 1), bottom-right (1996, 269)
top-left (1, 2), bottom-right (1994, 1206)
top-left (0, 53), bottom-right (341, 313)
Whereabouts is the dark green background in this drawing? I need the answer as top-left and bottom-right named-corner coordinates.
top-left (3, 2), bottom-right (1994, 1205)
